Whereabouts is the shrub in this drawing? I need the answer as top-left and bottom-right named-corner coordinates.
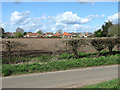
top-left (64, 39), bottom-right (89, 58)
top-left (91, 37), bottom-right (120, 57)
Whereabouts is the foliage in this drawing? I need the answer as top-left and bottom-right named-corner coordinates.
top-left (94, 20), bottom-right (113, 37)
top-left (56, 30), bottom-right (62, 34)
top-left (16, 27), bottom-right (24, 34)
top-left (2, 54), bottom-right (120, 76)
top-left (15, 32), bottom-right (23, 38)
top-left (101, 20), bottom-right (113, 37)
top-left (64, 39), bottom-right (89, 58)
top-left (91, 38), bottom-right (120, 56)
top-left (94, 29), bottom-right (102, 37)
top-left (37, 30), bottom-right (43, 34)
top-left (0, 26), bottom-right (6, 38)
top-left (23, 32), bottom-right (27, 35)
top-left (83, 79), bottom-right (119, 88)
top-left (51, 36), bottom-right (61, 38)
top-left (108, 24), bottom-right (119, 36)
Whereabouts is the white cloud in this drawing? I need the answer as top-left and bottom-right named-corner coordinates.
top-left (56, 11), bottom-right (81, 24)
top-left (53, 12), bottom-right (105, 24)
top-left (101, 14), bottom-right (105, 17)
top-left (2, 11), bottom-right (105, 33)
top-left (81, 14), bottom-right (104, 24)
top-left (106, 12), bottom-right (120, 24)
top-left (10, 11), bottom-right (31, 25)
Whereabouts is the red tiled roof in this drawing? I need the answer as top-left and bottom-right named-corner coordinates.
top-left (62, 32), bottom-right (71, 36)
top-left (54, 34), bottom-right (60, 36)
top-left (27, 33), bottom-right (39, 36)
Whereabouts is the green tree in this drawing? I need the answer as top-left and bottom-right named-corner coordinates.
top-left (94, 29), bottom-right (102, 37)
top-left (23, 32), bottom-right (27, 35)
top-left (15, 32), bottom-right (23, 38)
top-left (37, 30), bottom-right (43, 34)
top-left (56, 30), bottom-right (62, 34)
top-left (108, 24), bottom-right (119, 36)
top-left (0, 26), bottom-right (6, 38)
top-left (16, 27), bottom-right (24, 34)
top-left (101, 20), bottom-right (113, 37)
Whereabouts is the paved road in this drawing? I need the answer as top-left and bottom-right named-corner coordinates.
top-left (2, 65), bottom-right (118, 88)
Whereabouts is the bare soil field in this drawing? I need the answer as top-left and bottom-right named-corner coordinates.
top-left (2, 38), bottom-right (96, 52)
top-left (2, 38), bottom-right (119, 57)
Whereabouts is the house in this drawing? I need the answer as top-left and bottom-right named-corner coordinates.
top-left (85, 32), bottom-right (93, 37)
top-left (6, 32), bottom-right (16, 37)
top-left (70, 32), bottom-right (84, 37)
top-left (43, 32), bottom-right (53, 37)
top-left (54, 33), bottom-right (61, 37)
top-left (24, 33), bottom-right (40, 38)
top-left (79, 33), bottom-right (85, 38)
top-left (62, 32), bottom-right (72, 38)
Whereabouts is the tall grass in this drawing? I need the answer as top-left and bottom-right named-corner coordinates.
top-left (2, 54), bottom-right (120, 76)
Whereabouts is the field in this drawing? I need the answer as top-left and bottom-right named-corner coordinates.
top-left (2, 38), bottom-right (120, 76)
top-left (2, 38), bottom-right (119, 52)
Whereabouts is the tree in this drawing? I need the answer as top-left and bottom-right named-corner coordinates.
top-left (16, 27), bottom-right (24, 34)
top-left (56, 30), bottom-right (62, 34)
top-left (37, 30), bottom-right (43, 34)
top-left (15, 32), bottom-right (23, 38)
top-left (94, 29), bottom-right (102, 37)
top-left (91, 39), bottom-right (107, 57)
top-left (0, 26), bottom-right (5, 38)
top-left (64, 39), bottom-right (89, 58)
top-left (91, 38), bottom-right (120, 56)
top-left (108, 24), bottom-right (119, 36)
top-left (101, 20), bottom-right (113, 37)
top-left (23, 32), bottom-right (27, 35)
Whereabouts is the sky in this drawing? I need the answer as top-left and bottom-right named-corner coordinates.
top-left (1, 2), bottom-right (119, 33)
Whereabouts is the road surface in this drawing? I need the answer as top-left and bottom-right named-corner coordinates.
top-left (2, 65), bottom-right (118, 88)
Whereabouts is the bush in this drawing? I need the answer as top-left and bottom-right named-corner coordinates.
top-left (91, 37), bottom-right (120, 57)
top-left (64, 39), bottom-right (89, 58)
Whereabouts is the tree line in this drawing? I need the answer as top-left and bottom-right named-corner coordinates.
top-left (0, 26), bottom-right (63, 38)
top-left (94, 20), bottom-right (120, 37)
top-left (0, 27), bottom-right (45, 38)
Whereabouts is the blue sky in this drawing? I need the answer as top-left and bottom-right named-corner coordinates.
top-left (1, 2), bottom-right (119, 33)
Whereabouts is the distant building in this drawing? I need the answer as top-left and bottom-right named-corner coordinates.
top-left (62, 32), bottom-right (72, 38)
top-left (54, 33), bottom-right (61, 37)
top-left (79, 33), bottom-right (85, 38)
top-left (43, 32), bottom-right (53, 37)
top-left (85, 32), bottom-right (93, 37)
top-left (70, 32), bottom-right (85, 38)
top-left (24, 33), bottom-right (40, 38)
top-left (6, 32), bottom-right (16, 37)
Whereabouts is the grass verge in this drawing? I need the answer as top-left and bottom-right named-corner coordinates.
top-left (83, 79), bottom-right (119, 88)
top-left (2, 54), bottom-right (120, 76)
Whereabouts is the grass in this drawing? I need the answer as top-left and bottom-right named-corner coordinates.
top-left (3, 55), bottom-right (53, 64)
top-left (2, 52), bottom-right (91, 64)
top-left (4, 50), bottom-right (119, 64)
top-left (83, 79), bottom-right (119, 88)
top-left (2, 54), bottom-right (120, 76)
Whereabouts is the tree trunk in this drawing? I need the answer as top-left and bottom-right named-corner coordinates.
top-left (73, 48), bottom-right (78, 58)
top-left (96, 51), bottom-right (100, 57)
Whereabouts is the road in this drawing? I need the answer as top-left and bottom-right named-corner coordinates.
top-left (2, 65), bottom-right (118, 88)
